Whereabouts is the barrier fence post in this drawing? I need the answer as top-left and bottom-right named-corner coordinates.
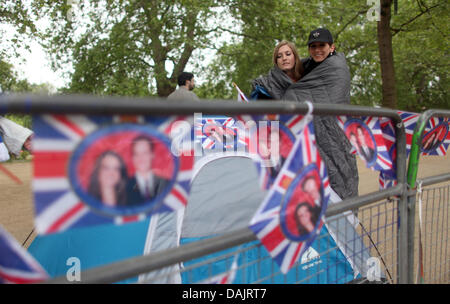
top-left (406, 109), bottom-right (450, 284)
top-left (5, 94), bottom-right (449, 284)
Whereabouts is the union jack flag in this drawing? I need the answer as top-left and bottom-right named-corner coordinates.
top-left (234, 114), bottom-right (305, 190)
top-left (337, 116), bottom-right (393, 171)
top-left (0, 225), bottom-right (49, 284)
top-left (32, 114), bottom-right (194, 234)
top-left (421, 117), bottom-right (450, 156)
top-left (195, 116), bottom-right (244, 152)
top-left (378, 112), bottom-right (449, 189)
top-left (397, 111), bottom-right (421, 154)
top-left (233, 82), bottom-right (249, 103)
top-left (198, 252), bottom-right (239, 284)
top-left (249, 119), bottom-right (330, 274)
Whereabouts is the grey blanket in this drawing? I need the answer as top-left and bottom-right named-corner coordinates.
top-left (252, 53), bottom-right (358, 199)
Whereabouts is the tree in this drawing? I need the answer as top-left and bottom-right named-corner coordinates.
top-left (34, 0), bottom-right (224, 97)
top-left (377, 0), bottom-right (397, 109)
top-left (0, 1), bottom-right (37, 58)
top-left (203, 0), bottom-right (448, 111)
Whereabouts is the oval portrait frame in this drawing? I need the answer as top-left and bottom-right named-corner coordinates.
top-left (420, 122), bottom-right (449, 153)
top-left (68, 123), bottom-right (179, 218)
top-left (279, 163), bottom-right (325, 242)
top-left (255, 121), bottom-right (296, 173)
top-left (344, 118), bottom-right (378, 167)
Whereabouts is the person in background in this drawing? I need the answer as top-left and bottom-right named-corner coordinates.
top-left (167, 72), bottom-right (200, 101)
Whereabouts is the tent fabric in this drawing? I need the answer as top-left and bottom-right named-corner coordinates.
top-left (182, 157), bottom-right (265, 238)
top-left (180, 226), bottom-right (357, 284)
top-left (27, 220), bottom-right (150, 283)
top-left (179, 157), bottom-right (377, 283)
top-left (0, 116), bottom-right (33, 156)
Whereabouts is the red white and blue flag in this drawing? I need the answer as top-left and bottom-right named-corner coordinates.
top-left (421, 117), bottom-right (450, 156)
top-left (199, 252), bottom-right (240, 284)
top-left (0, 225), bottom-right (49, 284)
top-left (195, 116), bottom-right (245, 152)
top-left (249, 118), bottom-right (330, 274)
top-left (337, 116), bottom-right (393, 171)
top-left (233, 83), bottom-right (249, 103)
top-left (32, 114), bottom-right (194, 234)
top-left (378, 112), bottom-right (449, 189)
top-left (397, 111), bottom-right (420, 154)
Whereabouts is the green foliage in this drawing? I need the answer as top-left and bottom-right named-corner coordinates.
top-left (1, 0), bottom-right (444, 112)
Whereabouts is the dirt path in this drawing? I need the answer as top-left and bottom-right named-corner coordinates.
top-left (0, 154), bottom-right (449, 249)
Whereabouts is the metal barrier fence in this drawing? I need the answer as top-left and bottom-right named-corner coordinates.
top-left (1, 95), bottom-right (448, 284)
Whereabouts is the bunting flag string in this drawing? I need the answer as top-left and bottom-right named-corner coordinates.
top-left (337, 116), bottom-right (393, 171)
top-left (249, 114), bottom-right (330, 274)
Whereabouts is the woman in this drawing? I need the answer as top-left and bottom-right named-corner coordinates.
top-left (88, 150), bottom-right (128, 207)
top-left (251, 29), bottom-right (358, 201)
top-left (251, 40), bottom-right (304, 100)
top-left (294, 202), bottom-right (320, 236)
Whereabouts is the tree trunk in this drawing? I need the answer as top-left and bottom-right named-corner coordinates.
top-left (377, 0), bottom-right (397, 109)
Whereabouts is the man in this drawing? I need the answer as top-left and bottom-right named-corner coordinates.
top-left (356, 125), bottom-right (375, 163)
top-left (167, 72), bottom-right (200, 101)
top-left (257, 126), bottom-right (283, 181)
top-left (126, 135), bottom-right (170, 206)
top-left (301, 175), bottom-right (322, 207)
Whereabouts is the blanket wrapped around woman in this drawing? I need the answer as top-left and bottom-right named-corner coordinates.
top-left (252, 52), bottom-right (358, 200)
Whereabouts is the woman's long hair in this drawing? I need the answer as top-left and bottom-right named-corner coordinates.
top-left (294, 202), bottom-right (320, 236)
top-left (272, 40), bottom-right (304, 82)
top-left (88, 150), bottom-right (128, 207)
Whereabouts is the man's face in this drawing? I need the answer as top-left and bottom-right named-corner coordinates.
top-left (308, 42), bottom-right (335, 63)
top-left (303, 178), bottom-right (320, 202)
top-left (132, 140), bottom-right (153, 174)
top-left (187, 77), bottom-right (195, 90)
top-left (357, 127), bottom-right (365, 145)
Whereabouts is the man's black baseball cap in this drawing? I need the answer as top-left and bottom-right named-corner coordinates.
top-left (307, 28), bottom-right (334, 46)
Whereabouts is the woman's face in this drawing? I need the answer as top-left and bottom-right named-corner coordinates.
top-left (99, 154), bottom-right (122, 188)
top-left (308, 42), bottom-right (335, 63)
top-left (276, 45), bottom-right (296, 72)
top-left (297, 205), bottom-right (314, 233)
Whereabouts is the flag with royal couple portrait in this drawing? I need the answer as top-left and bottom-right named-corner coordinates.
top-left (378, 111), bottom-right (450, 189)
top-left (248, 115), bottom-right (331, 274)
top-left (337, 115), bottom-right (393, 172)
top-left (32, 114), bottom-right (195, 234)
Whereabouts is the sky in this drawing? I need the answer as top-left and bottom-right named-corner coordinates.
top-left (15, 41), bottom-right (68, 90)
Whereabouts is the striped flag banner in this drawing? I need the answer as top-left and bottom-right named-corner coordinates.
top-left (233, 82), bottom-right (249, 103)
top-left (249, 117), bottom-right (331, 274)
top-left (378, 112), bottom-right (449, 189)
top-left (337, 116), bottom-right (393, 171)
top-left (420, 116), bottom-right (450, 156)
top-left (32, 114), bottom-right (194, 234)
top-left (0, 225), bottom-right (49, 284)
top-left (198, 251), bottom-right (240, 284)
